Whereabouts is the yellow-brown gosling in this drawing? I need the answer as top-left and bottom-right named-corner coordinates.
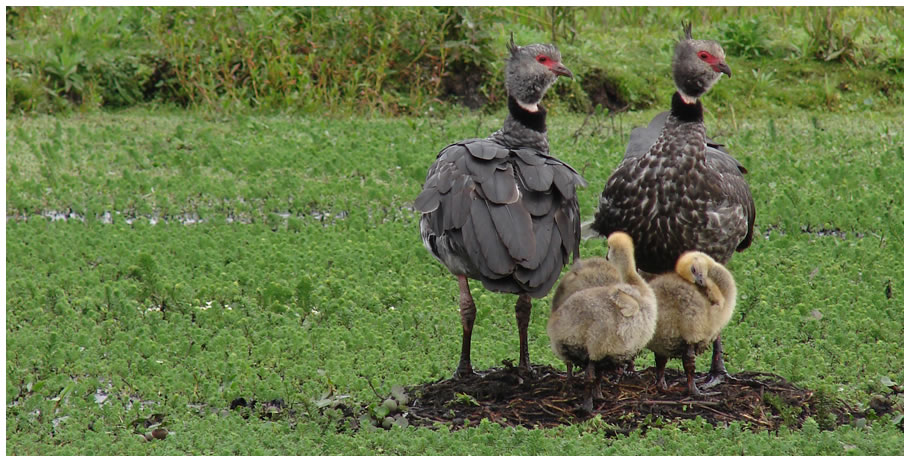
top-left (547, 232), bottom-right (657, 412)
top-left (551, 257), bottom-right (620, 313)
top-left (646, 251), bottom-right (736, 396)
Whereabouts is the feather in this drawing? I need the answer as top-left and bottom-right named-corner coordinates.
top-left (554, 206), bottom-right (574, 256)
top-left (515, 224), bottom-right (563, 292)
top-left (516, 159), bottom-right (554, 192)
top-left (437, 143), bottom-right (464, 164)
top-left (469, 198), bottom-right (514, 277)
top-left (435, 163), bottom-right (456, 194)
top-left (522, 189), bottom-right (555, 216)
top-left (550, 162), bottom-right (583, 199)
top-left (465, 155), bottom-right (500, 184)
top-left (519, 213), bottom-right (554, 270)
top-left (414, 187), bottom-right (440, 213)
top-left (488, 201), bottom-right (535, 262)
top-left (460, 214), bottom-right (484, 272)
top-left (515, 147), bottom-right (548, 166)
top-left (611, 287), bottom-right (641, 317)
top-left (447, 177), bottom-right (473, 230)
top-left (466, 140), bottom-right (509, 160)
top-left (479, 163), bottom-right (520, 204)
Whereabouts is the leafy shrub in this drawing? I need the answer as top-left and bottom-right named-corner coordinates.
top-left (718, 18), bottom-right (771, 57)
top-left (802, 6), bottom-right (903, 72)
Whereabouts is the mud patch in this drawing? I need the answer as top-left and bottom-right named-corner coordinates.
top-left (581, 69), bottom-right (629, 113)
top-left (441, 60), bottom-right (488, 110)
top-left (401, 362), bottom-right (863, 434)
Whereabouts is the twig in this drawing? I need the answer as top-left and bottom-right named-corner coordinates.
top-left (571, 109), bottom-right (596, 143)
top-left (639, 399), bottom-right (722, 406)
top-left (693, 403), bottom-right (737, 421)
top-left (360, 374), bottom-right (384, 400)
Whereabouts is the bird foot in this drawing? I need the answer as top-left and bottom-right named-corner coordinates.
top-left (578, 396), bottom-right (594, 415)
top-left (687, 387), bottom-right (721, 398)
top-left (514, 362), bottom-right (537, 380)
top-left (615, 362), bottom-right (635, 377)
top-left (453, 361), bottom-right (476, 380)
top-left (688, 375), bottom-right (723, 397)
top-left (700, 371), bottom-right (735, 389)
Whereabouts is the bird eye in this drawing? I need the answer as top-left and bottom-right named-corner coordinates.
top-left (537, 55), bottom-right (548, 63)
top-left (698, 51), bottom-right (710, 60)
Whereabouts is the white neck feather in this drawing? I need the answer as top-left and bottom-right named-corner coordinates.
top-left (516, 100), bottom-right (540, 112)
top-left (676, 89), bottom-right (698, 105)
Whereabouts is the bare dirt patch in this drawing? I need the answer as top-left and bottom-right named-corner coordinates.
top-left (402, 361), bottom-right (864, 435)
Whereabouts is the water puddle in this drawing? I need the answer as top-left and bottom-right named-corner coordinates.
top-left (7, 208), bottom-right (355, 227)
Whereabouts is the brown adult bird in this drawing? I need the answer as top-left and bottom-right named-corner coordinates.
top-left (588, 22), bottom-right (754, 386)
top-left (415, 36), bottom-right (584, 378)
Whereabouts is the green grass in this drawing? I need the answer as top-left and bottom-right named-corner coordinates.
top-left (6, 101), bottom-right (903, 454)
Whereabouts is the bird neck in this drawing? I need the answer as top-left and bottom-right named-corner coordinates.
top-left (670, 92), bottom-right (703, 123)
top-left (507, 95), bottom-right (547, 133)
top-left (612, 253), bottom-right (644, 288)
top-left (706, 263), bottom-right (736, 311)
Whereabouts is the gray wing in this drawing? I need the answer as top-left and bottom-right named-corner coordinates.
top-left (624, 111), bottom-right (669, 159)
top-left (416, 138), bottom-right (585, 298)
top-left (705, 149), bottom-right (755, 251)
top-left (625, 111), bottom-right (734, 163)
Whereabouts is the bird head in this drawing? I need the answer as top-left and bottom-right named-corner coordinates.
top-left (672, 22), bottom-right (731, 104)
top-left (505, 34), bottom-right (573, 112)
top-left (676, 251), bottom-right (714, 287)
top-left (606, 232), bottom-right (635, 266)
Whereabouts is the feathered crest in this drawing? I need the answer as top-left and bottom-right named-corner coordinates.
top-left (682, 21), bottom-right (693, 40)
top-left (507, 32), bottom-right (519, 56)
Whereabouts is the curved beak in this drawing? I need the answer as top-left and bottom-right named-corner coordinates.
top-left (715, 61), bottom-right (732, 78)
top-left (552, 63), bottom-right (573, 79)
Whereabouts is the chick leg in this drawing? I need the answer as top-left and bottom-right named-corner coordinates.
top-left (702, 335), bottom-right (734, 388)
top-left (683, 343), bottom-right (704, 397)
top-left (515, 294), bottom-right (532, 371)
top-left (581, 361), bottom-right (596, 413)
top-left (560, 361), bottom-right (574, 393)
top-left (454, 275), bottom-right (477, 378)
top-left (593, 365), bottom-right (605, 399)
top-left (654, 353), bottom-right (669, 392)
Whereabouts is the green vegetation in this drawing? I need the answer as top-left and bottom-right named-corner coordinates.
top-left (6, 6), bottom-right (903, 115)
top-left (6, 5), bottom-right (904, 456)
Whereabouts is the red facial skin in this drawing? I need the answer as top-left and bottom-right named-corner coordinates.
top-left (536, 55), bottom-right (573, 78)
top-left (698, 51), bottom-right (726, 74)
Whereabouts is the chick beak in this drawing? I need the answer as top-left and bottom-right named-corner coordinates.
top-left (693, 271), bottom-right (706, 287)
top-left (552, 63), bottom-right (573, 79)
top-left (715, 61), bottom-right (732, 77)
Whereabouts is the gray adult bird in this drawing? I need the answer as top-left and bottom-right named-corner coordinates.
top-left (415, 36), bottom-right (585, 378)
top-left (589, 22), bottom-right (755, 386)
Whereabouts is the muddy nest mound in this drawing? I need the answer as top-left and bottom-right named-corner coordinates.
top-left (402, 361), bottom-right (862, 434)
